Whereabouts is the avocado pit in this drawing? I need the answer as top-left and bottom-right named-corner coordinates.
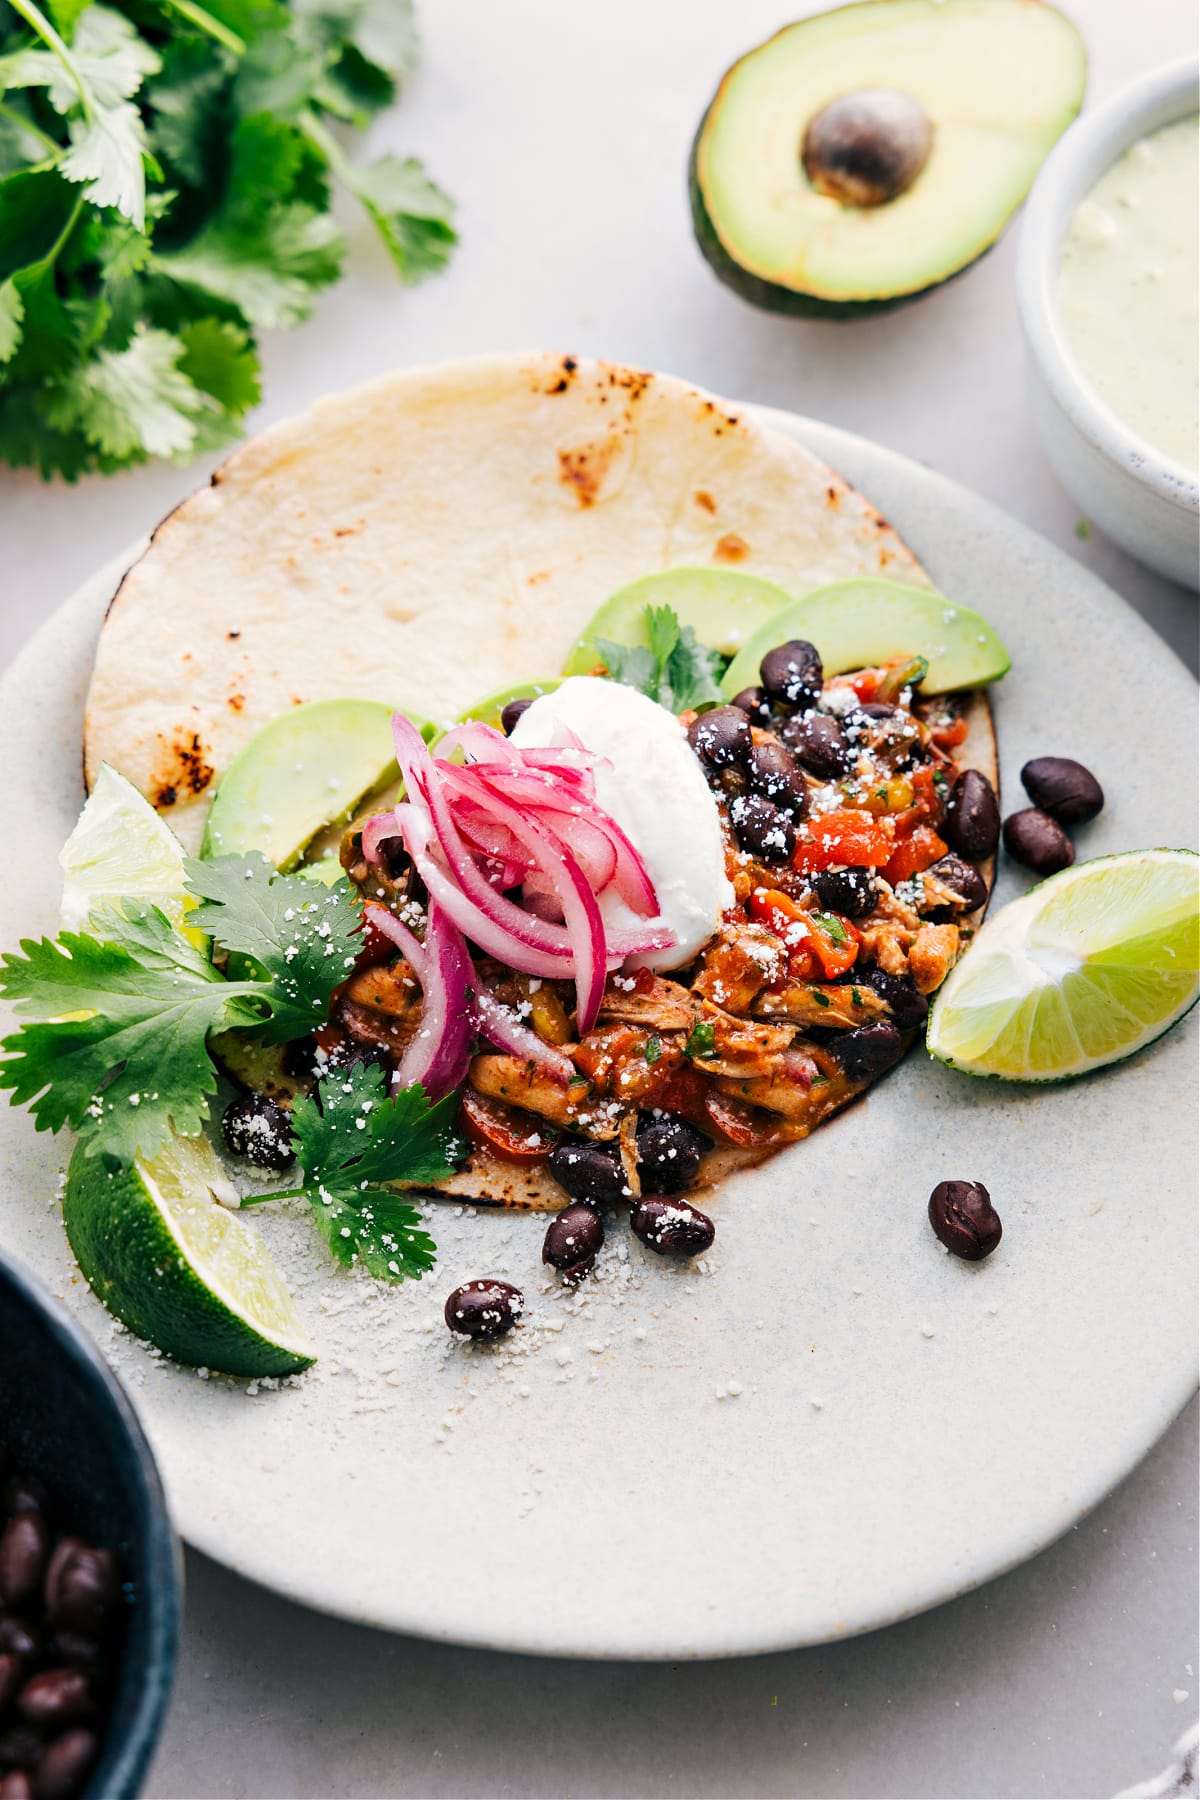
top-left (802, 87), bottom-right (933, 207)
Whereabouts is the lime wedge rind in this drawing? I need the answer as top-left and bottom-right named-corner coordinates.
top-left (927, 848), bottom-right (1200, 1083)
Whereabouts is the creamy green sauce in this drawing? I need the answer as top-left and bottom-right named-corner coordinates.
top-left (1059, 116), bottom-right (1199, 471)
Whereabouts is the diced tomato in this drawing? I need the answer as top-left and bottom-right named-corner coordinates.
top-left (793, 810), bottom-right (895, 874)
top-left (883, 826), bottom-right (948, 885)
top-left (654, 1067), bottom-right (711, 1127)
top-left (890, 765), bottom-right (944, 836)
top-left (746, 888), bottom-right (859, 979)
top-left (354, 911), bottom-right (400, 971)
top-left (458, 1089), bottom-right (557, 1165)
top-left (844, 669), bottom-right (881, 702)
top-left (703, 1089), bottom-right (788, 1149)
top-left (930, 714), bottom-right (969, 750)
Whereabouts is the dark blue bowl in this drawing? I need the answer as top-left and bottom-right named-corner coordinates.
top-left (0, 1253), bottom-right (181, 1798)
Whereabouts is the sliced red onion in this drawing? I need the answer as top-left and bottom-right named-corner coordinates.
top-left (363, 899), bottom-right (475, 1102)
top-left (476, 986), bottom-right (575, 1082)
top-left (361, 807), bottom-right (403, 869)
top-left (364, 900), bottom-right (427, 980)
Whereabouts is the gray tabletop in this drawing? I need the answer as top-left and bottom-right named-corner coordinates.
top-left (0, 1), bottom-right (1196, 1795)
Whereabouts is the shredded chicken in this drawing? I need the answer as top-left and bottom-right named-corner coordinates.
top-left (468, 1054), bottom-right (612, 1134)
top-left (692, 923), bottom-right (786, 1012)
top-left (909, 923), bottom-right (960, 995)
top-left (597, 972), bottom-right (694, 1030)
top-left (754, 982), bottom-right (888, 1029)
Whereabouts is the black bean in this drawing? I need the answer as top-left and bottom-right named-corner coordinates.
top-left (0, 1618), bottom-right (41, 1663)
top-left (729, 686), bottom-right (774, 727)
top-left (928, 1179), bottom-right (1002, 1261)
top-left (0, 1480), bottom-right (46, 1520)
top-left (221, 1094), bottom-right (295, 1172)
top-left (828, 1020), bottom-right (906, 1082)
top-left (745, 741), bottom-right (809, 818)
top-left (16, 1669), bottom-right (93, 1731)
top-left (33, 1730), bottom-right (98, 1800)
top-left (1003, 808), bottom-right (1074, 875)
top-left (1021, 756), bottom-right (1104, 825)
top-left (322, 1039), bottom-right (393, 1081)
top-left (858, 968), bottom-right (927, 1032)
top-left (944, 768), bottom-right (1000, 859)
top-left (781, 712), bottom-right (849, 778)
top-left (630, 1196), bottom-right (715, 1258)
top-left (0, 1516), bottom-right (48, 1611)
top-left (729, 794), bottom-right (796, 863)
top-left (760, 639), bottom-right (823, 709)
top-left (686, 706), bottom-right (753, 768)
top-left (44, 1635), bottom-right (106, 1680)
top-left (813, 867), bottom-right (877, 919)
top-left (0, 1769), bottom-right (33, 1800)
top-left (43, 1542), bottom-right (116, 1639)
top-left (547, 1138), bottom-right (626, 1204)
top-left (0, 1654), bottom-right (20, 1712)
top-left (927, 855), bottom-right (989, 911)
top-left (542, 1204), bottom-right (604, 1282)
top-left (500, 696), bottom-right (533, 736)
top-left (636, 1115), bottom-right (709, 1193)
top-left (443, 1280), bottom-right (524, 1341)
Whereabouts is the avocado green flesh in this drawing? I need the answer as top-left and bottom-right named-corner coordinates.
top-left (564, 567), bottom-right (798, 676)
top-left (201, 698), bottom-right (433, 870)
top-left (693, 0), bottom-right (1085, 310)
top-left (720, 578), bottom-right (1010, 698)
top-left (455, 678), bottom-right (563, 731)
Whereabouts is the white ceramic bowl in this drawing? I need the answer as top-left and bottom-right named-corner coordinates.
top-left (1017, 62), bottom-right (1199, 590)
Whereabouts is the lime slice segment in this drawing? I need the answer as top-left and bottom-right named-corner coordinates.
top-left (927, 849), bottom-right (1200, 1081)
top-left (60, 764), bottom-right (198, 941)
top-left (64, 1132), bottom-right (315, 1377)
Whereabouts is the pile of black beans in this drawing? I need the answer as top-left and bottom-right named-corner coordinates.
top-left (444, 1111), bottom-right (717, 1340)
top-left (1002, 757), bottom-right (1104, 876)
top-left (0, 1454), bottom-right (121, 1799)
top-left (687, 638), bottom-right (832, 864)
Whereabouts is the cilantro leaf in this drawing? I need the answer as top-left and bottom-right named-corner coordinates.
top-left (0, 902), bottom-right (262, 1158)
top-left (42, 322), bottom-right (212, 460)
top-left (153, 192), bottom-right (344, 328)
top-left (341, 151), bottom-right (455, 281)
top-left (0, 279), bottom-right (23, 362)
top-left (685, 1020), bottom-right (716, 1060)
top-left (281, 1061), bottom-right (455, 1279)
top-left (598, 604), bottom-right (726, 714)
top-left (183, 853), bottom-right (363, 1041)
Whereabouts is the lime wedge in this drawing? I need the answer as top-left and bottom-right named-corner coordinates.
top-left (60, 764), bottom-right (199, 942)
top-left (927, 849), bottom-right (1199, 1081)
top-left (64, 1132), bottom-right (315, 1377)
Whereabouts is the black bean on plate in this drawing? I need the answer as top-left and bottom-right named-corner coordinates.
top-left (813, 867), bottom-right (876, 919)
top-left (729, 793), bottom-right (796, 863)
top-left (636, 1115), bottom-right (709, 1193)
top-left (858, 968), bottom-right (928, 1032)
top-left (782, 712), bottom-right (850, 778)
top-left (1020, 756), bottom-right (1104, 824)
top-left (1003, 808), bottom-right (1074, 875)
top-left (828, 1020), bottom-right (905, 1081)
top-left (444, 1280), bottom-right (524, 1340)
top-left (221, 1095), bottom-right (295, 1172)
top-left (944, 767), bottom-right (1000, 859)
top-left (760, 639), bottom-right (823, 710)
top-left (630, 1196), bottom-right (715, 1258)
top-left (547, 1138), bottom-right (627, 1204)
top-left (686, 706), bottom-right (753, 768)
top-left (927, 855), bottom-right (989, 911)
top-left (729, 685), bottom-right (775, 727)
top-left (928, 1180), bottom-right (1002, 1261)
top-left (542, 1204), bottom-right (604, 1282)
top-left (744, 740), bottom-right (809, 818)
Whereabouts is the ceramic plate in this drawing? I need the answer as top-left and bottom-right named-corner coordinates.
top-left (0, 414), bottom-right (1195, 1660)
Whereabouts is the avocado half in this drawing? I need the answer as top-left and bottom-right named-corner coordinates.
top-left (690, 0), bottom-right (1086, 318)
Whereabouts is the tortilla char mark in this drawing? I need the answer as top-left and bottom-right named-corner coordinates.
top-left (151, 729), bottom-right (214, 809)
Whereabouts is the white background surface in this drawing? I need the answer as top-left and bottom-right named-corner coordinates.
top-left (0, 0), bottom-right (1196, 1795)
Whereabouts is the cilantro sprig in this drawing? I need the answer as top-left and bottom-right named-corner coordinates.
top-left (597, 604), bottom-right (725, 715)
top-left (0, 0), bottom-right (456, 478)
top-left (0, 853), bottom-right (363, 1159)
top-left (245, 1061), bottom-right (456, 1281)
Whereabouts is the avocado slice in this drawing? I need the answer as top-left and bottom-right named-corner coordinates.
top-left (690, 0), bottom-right (1085, 317)
top-left (455, 678), bottom-right (563, 731)
top-left (720, 578), bottom-right (1010, 698)
top-left (564, 568), bottom-right (798, 676)
top-left (201, 698), bottom-right (433, 870)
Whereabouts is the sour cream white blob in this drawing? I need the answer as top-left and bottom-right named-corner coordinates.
top-left (509, 676), bottom-right (733, 972)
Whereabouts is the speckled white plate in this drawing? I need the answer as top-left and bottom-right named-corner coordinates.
top-left (0, 414), bottom-right (1195, 1660)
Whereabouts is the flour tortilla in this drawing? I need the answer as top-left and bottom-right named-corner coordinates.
top-left (85, 352), bottom-right (929, 851)
top-left (82, 351), bottom-right (998, 1208)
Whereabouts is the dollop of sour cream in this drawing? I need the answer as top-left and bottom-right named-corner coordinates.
top-left (1059, 116), bottom-right (1199, 471)
top-left (510, 676), bottom-right (733, 971)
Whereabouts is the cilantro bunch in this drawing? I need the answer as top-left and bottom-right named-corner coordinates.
top-left (597, 604), bottom-right (726, 714)
top-left (0, 0), bottom-right (456, 478)
top-left (0, 853), bottom-right (459, 1281)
